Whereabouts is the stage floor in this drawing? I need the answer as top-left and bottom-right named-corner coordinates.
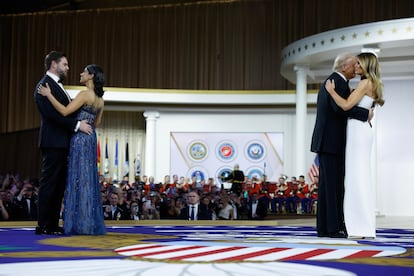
top-left (1, 216), bottom-right (413, 276)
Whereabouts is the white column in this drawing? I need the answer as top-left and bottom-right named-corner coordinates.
top-left (143, 110), bottom-right (160, 180)
top-left (294, 65), bottom-right (308, 177)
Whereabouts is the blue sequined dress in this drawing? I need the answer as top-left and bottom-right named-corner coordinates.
top-left (64, 105), bottom-right (106, 235)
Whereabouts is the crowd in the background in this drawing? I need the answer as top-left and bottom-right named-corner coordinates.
top-left (0, 171), bottom-right (318, 221)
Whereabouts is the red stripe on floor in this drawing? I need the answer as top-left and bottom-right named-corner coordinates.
top-left (132, 245), bottom-right (205, 257)
top-left (168, 246), bottom-right (246, 260)
top-left (346, 250), bottom-right (382, 258)
top-left (220, 247), bottom-right (290, 261)
top-left (281, 249), bottom-right (334, 261)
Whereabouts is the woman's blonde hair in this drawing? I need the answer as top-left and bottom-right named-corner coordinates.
top-left (357, 52), bottom-right (385, 106)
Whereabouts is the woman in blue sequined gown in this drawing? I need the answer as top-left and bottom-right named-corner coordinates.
top-left (38, 64), bottom-right (106, 235)
top-left (325, 52), bottom-right (384, 238)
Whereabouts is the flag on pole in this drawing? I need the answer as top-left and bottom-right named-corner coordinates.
top-left (113, 138), bottom-right (118, 181)
top-left (124, 140), bottom-right (129, 178)
top-left (97, 137), bottom-right (101, 175)
top-left (308, 154), bottom-right (320, 183)
top-left (104, 138), bottom-right (109, 178)
top-left (134, 155), bottom-right (141, 177)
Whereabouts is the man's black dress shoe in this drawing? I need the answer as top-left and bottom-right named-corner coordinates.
top-left (329, 231), bottom-right (347, 238)
top-left (52, 226), bottom-right (64, 235)
top-left (35, 226), bottom-right (64, 235)
top-left (35, 226), bottom-right (51, 235)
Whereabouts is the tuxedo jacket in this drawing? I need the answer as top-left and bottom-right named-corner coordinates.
top-left (247, 197), bottom-right (268, 219)
top-left (311, 72), bottom-right (369, 155)
top-left (103, 205), bottom-right (127, 220)
top-left (34, 74), bottom-right (78, 148)
top-left (179, 203), bottom-right (212, 220)
top-left (14, 197), bottom-right (38, 220)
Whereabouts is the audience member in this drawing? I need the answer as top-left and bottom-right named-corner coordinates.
top-left (2, 170), bottom-right (321, 221)
top-left (247, 193), bottom-right (267, 219)
top-left (141, 192), bottom-right (161, 220)
top-left (0, 191), bottom-right (10, 220)
top-left (13, 182), bottom-right (38, 220)
top-left (296, 175), bottom-right (311, 214)
top-left (179, 190), bottom-right (212, 220)
top-left (129, 200), bottom-right (141, 220)
top-left (228, 192), bottom-right (242, 219)
top-left (271, 176), bottom-right (288, 213)
top-left (217, 195), bottom-right (234, 220)
top-left (103, 192), bottom-right (127, 220)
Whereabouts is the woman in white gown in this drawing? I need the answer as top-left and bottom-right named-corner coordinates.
top-left (325, 52), bottom-right (384, 238)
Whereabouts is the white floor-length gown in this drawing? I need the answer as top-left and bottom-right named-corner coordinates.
top-left (343, 95), bottom-right (376, 238)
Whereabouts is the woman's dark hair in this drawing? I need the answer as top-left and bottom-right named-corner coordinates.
top-left (86, 64), bottom-right (105, 97)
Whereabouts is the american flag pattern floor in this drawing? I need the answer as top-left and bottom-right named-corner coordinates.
top-left (1, 225), bottom-right (413, 275)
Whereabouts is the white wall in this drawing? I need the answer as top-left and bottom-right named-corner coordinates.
top-left (375, 79), bottom-right (414, 216)
top-left (153, 110), bottom-right (317, 183)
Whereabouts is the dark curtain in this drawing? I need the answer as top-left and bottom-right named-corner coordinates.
top-left (0, 129), bottom-right (40, 179)
top-left (1, 0), bottom-right (413, 133)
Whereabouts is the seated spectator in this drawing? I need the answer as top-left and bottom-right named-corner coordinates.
top-left (200, 195), bottom-right (217, 220)
top-left (285, 176), bottom-right (299, 213)
top-left (119, 189), bottom-right (130, 210)
top-left (202, 178), bottom-right (215, 194)
top-left (250, 177), bottom-right (262, 195)
top-left (129, 200), bottom-right (141, 220)
top-left (103, 192), bottom-right (127, 220)
top-left (217, 195), bottom-right (234, 220)
top-left (163, 197), bottom-right (181, 219)
top-left (228, 192), bottom-right (242, 219)
top-left (165, 182), bottom-right (178, 198)
top-left (0, 191), bottom-right (10, 220)
top-left (132, 175), bottom-right (146, 193)
top-left (247, 193), bottom-right (267, 219)
top-left (296, 175), bottom-right (311, 214)
top-left (141, 192), bottom-right (161, 220)
top-left (161, 175), bottom-right (171, 194)
top-left (267, 181), bottom-right (278, 198)
top-left (148, 176), bottom-right (157, 193)
top-left (309, 176), bottom-right (319, 214)
top-left (13, 182), bottom-right (38, 220)
top-left (176, 176), bottom-right (188, 195)
top-left (271, 176), bottom-right (288, 213)
top-left (179, 191), bottom-right (212, 220)
top-left (0, 189), bottom-right (17, 220)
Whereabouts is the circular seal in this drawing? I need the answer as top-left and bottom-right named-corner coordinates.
top-left (215, 166), bottom-right (233, 189)
top-left (187, 166), bottom-right (209, 183)
top-left (246, 167), bottom-right (264, 181)
top-left (245, 141), bottom-right (265, 162)
top-left (188, 141), bottom-right (208, 161)
top-left (216, 141), bottom-right (236, 162)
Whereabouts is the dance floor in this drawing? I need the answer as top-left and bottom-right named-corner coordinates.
top-left (0, 217), bottom-right (413, 276)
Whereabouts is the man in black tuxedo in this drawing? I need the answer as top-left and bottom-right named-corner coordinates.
top-left (180, 191), bottom-right (212, 220)
top-left (14, 184), bottom-right (38, 220)
top-left (34, 51), bottom-right (92, 235)
top-left (103, 192), bottom-right (127, 220)
top-left (247, 193), bottom-right (267, 220)
top-left (311, 53), bottom-right (372, 238)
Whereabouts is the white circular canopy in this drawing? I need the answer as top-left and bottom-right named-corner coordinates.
top-left (280, 17), bottom-right (414, 84)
